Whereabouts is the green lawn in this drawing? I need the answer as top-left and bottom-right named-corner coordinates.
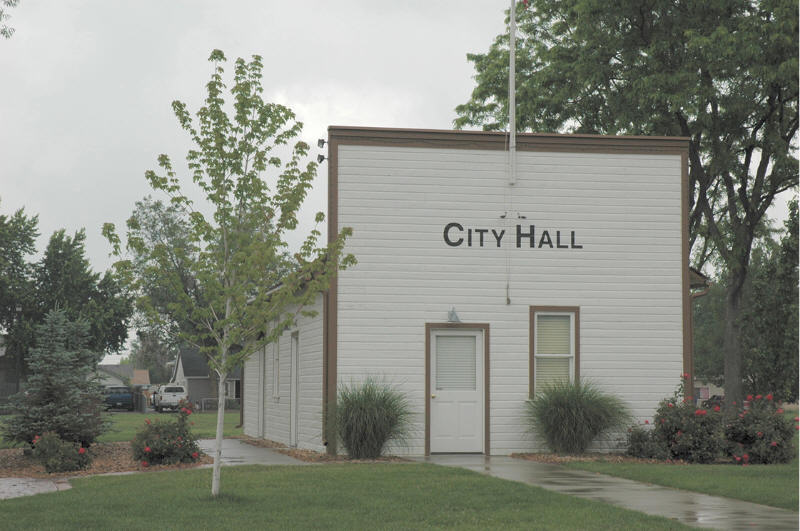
top-left (1, 411), bottom-right (243, 448)
top-left (0, 464), bottom-right (694, 530)
top-left (565, 460), bottom-right (798, 511)
top-left (98, 411), bottom-right (243, 443)
top-left (565, 413), bottom-right (799, 511)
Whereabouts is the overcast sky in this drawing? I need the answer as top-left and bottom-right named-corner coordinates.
top-left (1, 1), bottom-right (507, 274)
top-left (1, 2), bottom-right (792, 361)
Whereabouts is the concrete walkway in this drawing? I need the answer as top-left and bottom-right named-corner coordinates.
top-left (196, 438), bottom-right (309, 467)
top-left (412, 454), bottom-right (798, 530)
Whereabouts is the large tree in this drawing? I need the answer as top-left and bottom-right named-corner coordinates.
top-left (105, 50), bottom-right (355, 497)
top-left (455, 0), bottom-right (798, 403)
top-left (0, 201), bottom-right (37, 394)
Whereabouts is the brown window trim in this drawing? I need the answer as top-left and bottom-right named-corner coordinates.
top-left (425, 322), bottom-right (490, 456)
top-left (529, 306), bottom-right (580, 397)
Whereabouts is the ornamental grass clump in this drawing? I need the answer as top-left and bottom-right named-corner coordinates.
top-left (725, 393), bottom-right (795, 465)
top-left (132, 400), bottom-right (200, 466)
top-left (32, 432), bottom-right (92, 473)
top-left (526, 380), bottom-right (631, 454)
top-left (336, 378), bottom-right (411, 459)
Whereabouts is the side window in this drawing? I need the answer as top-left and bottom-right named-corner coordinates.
top-left (531, 307), bottom-right (579, 394)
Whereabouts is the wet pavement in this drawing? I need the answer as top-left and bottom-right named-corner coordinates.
top-left (412, 454), bottom-right (799, 530)
top-left (196, 438), bottom-right (309, 467)
top-left (0, 477), bottom-right (72, 500)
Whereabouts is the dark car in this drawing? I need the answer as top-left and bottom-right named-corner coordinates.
top-left (103, 386), bottom-right (134, 411)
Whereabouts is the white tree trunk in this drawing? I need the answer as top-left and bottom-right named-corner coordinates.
top-left (211, 374), bottom-right (227, 497)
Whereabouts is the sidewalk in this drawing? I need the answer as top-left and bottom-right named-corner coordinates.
top-left (196, 438), bottom-right (309, 467)
top-left (412, 454), bottom-right (798, 530)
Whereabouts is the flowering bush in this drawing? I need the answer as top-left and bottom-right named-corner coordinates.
top-left (627, 374), bottom-right (723, 463)
top-left (131, 400), bottom-right (201, 465)
top-left (724, 394), bottom-right (795, 464)
top-left (626, 425), bottom-right (668, 459)
top-left (32, 432), bottom-right (92, 473)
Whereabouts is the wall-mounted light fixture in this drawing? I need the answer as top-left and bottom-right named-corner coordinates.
top-left (317, 154), bottom-right (326, 163)
top-left (447, 307), bottom-right (461, 323)
top-left (318, 138), bottom-right (326, 148)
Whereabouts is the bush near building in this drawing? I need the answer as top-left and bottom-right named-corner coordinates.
top-left (131, 401), bottom-right (200, 466)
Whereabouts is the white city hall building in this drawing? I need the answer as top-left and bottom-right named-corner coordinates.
top-left (243, 126), bottom-right (692, 456)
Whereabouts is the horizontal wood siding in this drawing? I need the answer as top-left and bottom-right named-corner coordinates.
top-left (243, 348), bottom-right (262, 437)
top-left (243, 295), bottom-right (324, 451)
top-left (336, 145), bottom-right (684, 454)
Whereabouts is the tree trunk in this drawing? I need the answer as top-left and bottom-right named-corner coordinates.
top-left (211, 374), bottom-right (227, 497)
top-left (723, 271), bottom-right (746, 407)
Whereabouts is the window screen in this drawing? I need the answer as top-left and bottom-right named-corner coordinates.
top-left (435, 335), bottom-right (476, 390)
top-left (536, 314), bottom-right (571, 354)
top-left (535, 357), bottom-right (570, 389)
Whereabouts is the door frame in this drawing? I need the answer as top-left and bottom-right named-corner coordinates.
top-left (425, 322), bottom-right (490, 456)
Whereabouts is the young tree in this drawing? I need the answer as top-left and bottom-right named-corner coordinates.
top-left (104, 50), bottom-right (355, 497)
top-left (455, 0), bottom-right (798, 403)
top-left (3, 309), bottom-right (106, 447)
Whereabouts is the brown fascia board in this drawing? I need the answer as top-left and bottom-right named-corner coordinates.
top-left (328, 126), bottom-right (690, 154)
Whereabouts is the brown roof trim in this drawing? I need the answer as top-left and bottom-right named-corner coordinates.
top-left (329, 126), bottom-right (689, 154)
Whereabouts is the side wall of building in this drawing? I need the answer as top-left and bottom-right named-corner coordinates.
top-left (243, 294), bottom-right (325, 452)
top-left (333, 140), bottom-right (685, 455)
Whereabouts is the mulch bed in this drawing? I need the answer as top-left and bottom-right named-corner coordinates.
top-left (0, 442), bottom-right (212, 479)
top-left (238, 437), bottom-right (409, 463)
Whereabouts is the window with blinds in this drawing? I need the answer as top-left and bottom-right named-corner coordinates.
top-left (435, 335), bottom-right (477, 390)
top-left (534, 313), bottom-right (573, 391)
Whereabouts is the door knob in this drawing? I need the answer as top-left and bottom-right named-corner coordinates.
top-left (431, 394), bottom-right (436, 399)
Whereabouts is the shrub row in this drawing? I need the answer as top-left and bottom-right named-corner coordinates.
top-left (629, 378), bottom-right (795, 464)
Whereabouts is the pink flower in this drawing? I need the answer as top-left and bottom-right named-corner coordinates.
top-left (735, 456), bottom-right (741, 462)
top-left (770, 441), bottom-right (778, 447)
top-left (766, 394), bottom-right (773, 401)
top-left (682, 373), bottom-right (690, 379)
top-left (757, 431), bottom-right (763, 437)
top-left (776, 408), bottom-right (784, 414)
top-left (78, 447), bottom-right (86, 455)
top-left (694, 409), bottom-right (707, 416)
top-left (144, 446), bottom-right (151, 453)
top-left (713, 405), bottom-right (721, 412)
top-left (644, 420), bottom-right (649, 424)
top-left (192, 452), bottom-right (199, 459)
top-left (668, 403), bottom-right (674, 408)
top-left (738, 413), bottom-right (745, 419)
top-left (755, 394), bottom-right (762, 400)
top-left (142, 461), bottom-right (149, 467)
top-left (742, 454), bottom-right (749, 461)
top-left (794, 417), bottom-right (799, 422)
top-left (747, 394), bottom-right (753, 400)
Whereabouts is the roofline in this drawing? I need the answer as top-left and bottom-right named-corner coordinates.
top-left (328, 126), bottom-right (689, 153)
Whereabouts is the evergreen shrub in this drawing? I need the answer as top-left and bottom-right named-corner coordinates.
top-left (526, 380), bottom-right (630, 454)
top-left (132, 400), bottom-right (200, 465)
top-left (336, 378), bottom-right (411, 459)
top-left (32, 432), bottom-right (92, 473)
top-left (2, 310), bottom-right (107, 447)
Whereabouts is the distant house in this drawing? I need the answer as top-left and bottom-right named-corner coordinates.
top-left (171, 348), bottom-right (241, 407)
top-left (97, 364), bottom-right (150, 388)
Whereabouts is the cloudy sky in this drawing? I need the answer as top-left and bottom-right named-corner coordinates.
top-left (1, 1), bottom-right (508, 274)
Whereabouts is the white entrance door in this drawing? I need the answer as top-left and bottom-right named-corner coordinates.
top-left (289, 333), bottom-right (299, 447)
top-left (430, 329), bottom-right (484, 453)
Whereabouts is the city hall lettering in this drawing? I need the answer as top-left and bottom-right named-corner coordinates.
top-left (443, 222), bottom-right (583, 249)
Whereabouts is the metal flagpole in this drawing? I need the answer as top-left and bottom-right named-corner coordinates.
top-left (508, 0), bottom-right (516, 186)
